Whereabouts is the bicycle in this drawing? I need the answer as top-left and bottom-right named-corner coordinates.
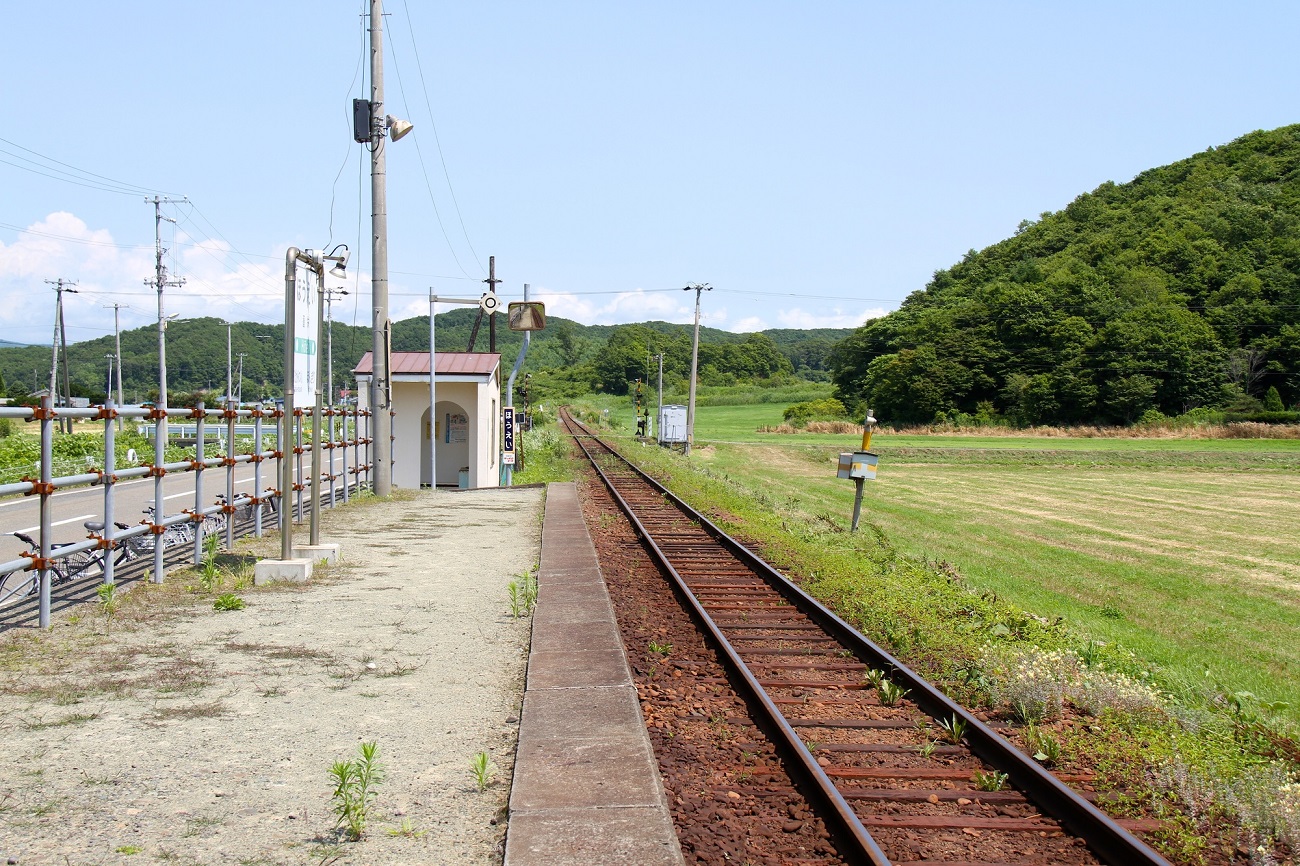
top-left (59, 521), bottom-right (151, 583)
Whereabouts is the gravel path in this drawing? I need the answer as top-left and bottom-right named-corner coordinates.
top-left (0, 487), bottom-right (544, 866)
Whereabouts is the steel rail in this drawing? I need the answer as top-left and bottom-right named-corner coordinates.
top-left (562, 410), bottom-right (1171, 866)
top-left (563, 412), bottom-right (889, 865)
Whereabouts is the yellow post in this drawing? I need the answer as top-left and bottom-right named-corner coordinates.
top-left (861, 407), bottom-right (875, 451)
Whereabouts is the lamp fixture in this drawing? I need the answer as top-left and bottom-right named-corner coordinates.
top-left (324, 244), bottom-right (350, 279)
top-left (386, 115), bottom-right (413, 141)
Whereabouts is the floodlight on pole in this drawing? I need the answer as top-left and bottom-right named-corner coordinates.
top-left (324, 244), bottom-right (349, 279)
top-left (386, 115), bottom-right (413, 141)
top-left (363, 0), bottom-right (415, 497)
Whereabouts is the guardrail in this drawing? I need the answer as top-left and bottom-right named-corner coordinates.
top-left (0, 396), bottom-right (373, 627)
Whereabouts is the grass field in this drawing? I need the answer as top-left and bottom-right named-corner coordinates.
top-left (598, 400), bottom-right (1300, 723)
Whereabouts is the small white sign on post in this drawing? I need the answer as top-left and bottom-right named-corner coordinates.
top-left (293, 262), bottom-right (318, 407)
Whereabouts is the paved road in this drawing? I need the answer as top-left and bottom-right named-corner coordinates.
top-left (0, 452), bottom-right (352, 564)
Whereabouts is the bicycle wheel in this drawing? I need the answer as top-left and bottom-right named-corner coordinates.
top-left (59, 550), bottom-right (103, 584)
top-left (0, 568), bottom-right (38, 606)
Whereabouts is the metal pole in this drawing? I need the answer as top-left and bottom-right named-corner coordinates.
top-left (684, 283), bottom-right (711, 456)
top-left (504, 284), bottom-right (531, 487)
top-left (851, 478), bottom-right (865, 533)
top-left (281, 249), bottom-right (298, 561)
top-left (295, 412), bottom-right (304, 523)
top-left (341, 406), bottom-right (350, 504)
top-left (226, 400), bottom-right (236, 549)
top-left (58, 288), bottom-right (73, 434)
top-left (152, 400), bottom-right (166, 583)
top-left (369, 0), bottom-right (392, 497)
top-left (193, 403), bottom-right (205, 565)
top-left (434, 291), bottom-right (444, 486)
top-left (310, 269), bottom-right (324, 545)
top-left (103, 401), bottom-right (116, 586)
top-left (112, 303), bottom-right (125, 430)
top-left (657, 353), bottom-right (664, 441)
top-left (253, 405), bottom-right (264, 537)
top-left (38, 395), bottom-right (53, 627)
top-left (226, 323), bottom-right (233, 403)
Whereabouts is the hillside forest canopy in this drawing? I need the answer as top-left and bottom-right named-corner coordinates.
top-left (0, 308), bottom-right (846, 407)
top-left (829, 125), bottom-right (1300, 426)
top-left (6, 125), bottom-right (1300, 427)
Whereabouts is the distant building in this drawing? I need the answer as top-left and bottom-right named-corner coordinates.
top-left (353, 352), bottom-right (501, 489)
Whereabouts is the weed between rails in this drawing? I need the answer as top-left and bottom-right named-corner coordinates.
top-left (592, 428), bottom-right (1300, 863)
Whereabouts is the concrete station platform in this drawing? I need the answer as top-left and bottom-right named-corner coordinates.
top-left (505, 482), bottom-right (685, 866)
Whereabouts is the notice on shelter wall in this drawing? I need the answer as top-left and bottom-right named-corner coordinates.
top-left (445, 412), bottom-right (468, 443)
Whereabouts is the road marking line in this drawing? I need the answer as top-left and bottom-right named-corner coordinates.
top-left (14, 513), bottom-right (97, 535)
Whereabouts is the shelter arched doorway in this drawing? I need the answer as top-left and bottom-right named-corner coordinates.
top-left (421, 400), bottom-right (470, 487)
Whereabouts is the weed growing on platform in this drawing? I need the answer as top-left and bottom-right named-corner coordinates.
top-left (213, 593), bottom-right (245, 611)
top-left (507, 570), bottom-right (537, 618)
top-left (470, 750), bottom-right (497, 792)
top-left (199, 534), bottom-right (222, 591)
top-left (330, 741), bottom-right (384, 841)
top-left (95, 583), bottom-right (120, 626)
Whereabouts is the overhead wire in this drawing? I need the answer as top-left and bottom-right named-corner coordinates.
top-left (0, 136), bottom-right (182, 197)
top-left (400, 0), bottom-right (483, 271)
top-left (385, 21), bottom-right (474, 278)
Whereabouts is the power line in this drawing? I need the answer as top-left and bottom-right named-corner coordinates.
top-left (400, 0), bottom-right (482, 271)
top-left (0, 136), bottom-right (182, 197)
top-left (385, 21), bottom-right (474, 278)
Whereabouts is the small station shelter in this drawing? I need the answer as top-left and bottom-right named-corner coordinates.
top-left (353, 351), bottom-right (502, 489)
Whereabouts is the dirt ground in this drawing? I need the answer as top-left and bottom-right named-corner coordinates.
top-left (0, 487), bottom-right (544, 866)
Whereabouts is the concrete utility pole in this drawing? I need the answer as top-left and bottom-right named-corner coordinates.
top-left (236, 353), bottom-right (247, 403)
top-left (484, 256), bottom-right (501, 354)
top-left (368, 0), bottom-right (393, 496)
top-left (46, 279), bottom-right (77, 434)
top-left (654, 352), bottom-right (665, 439)
top-left (683, 283), bottom-right (711, 455)
top-left (145, 196), bottom-right (186, 445)
top-left (104, 303), bottom-right (127, 429)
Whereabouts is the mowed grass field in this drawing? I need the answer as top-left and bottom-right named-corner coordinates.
top-left (607, 401), bottom-right (1300, 719)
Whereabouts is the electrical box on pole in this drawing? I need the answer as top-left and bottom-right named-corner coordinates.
top-left (352, 99), bottom-right (372, 143)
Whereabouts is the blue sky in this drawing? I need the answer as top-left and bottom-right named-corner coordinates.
top-left (2, 2), bottom-right (1298, 347)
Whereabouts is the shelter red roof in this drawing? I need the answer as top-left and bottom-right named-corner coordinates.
top-left (352, 352), bottom-right (500, 376)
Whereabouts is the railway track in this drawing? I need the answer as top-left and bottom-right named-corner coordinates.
top-left (561, 409), bottom-right (1171, 866)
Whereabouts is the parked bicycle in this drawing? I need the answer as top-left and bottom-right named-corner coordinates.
top-left (0, 521), bottom-right (145, 605)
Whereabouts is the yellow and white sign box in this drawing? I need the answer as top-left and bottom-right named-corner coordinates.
top-left (837, 451), bottom-right (878, 481)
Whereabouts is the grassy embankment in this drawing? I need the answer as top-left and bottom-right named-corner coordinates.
top-left (571, 398), bottom-right (1300, 859)
top-left (600, 400), bottom-right (1300, 721)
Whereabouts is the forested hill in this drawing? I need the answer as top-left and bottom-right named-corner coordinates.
top-left (0, 308), bottom-right (848, 404)
top-left (830, 125), bottom-right (1300, 425)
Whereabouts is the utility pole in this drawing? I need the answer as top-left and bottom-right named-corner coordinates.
top-left (145, 195), bottom-right (186, 445)
top-left (368, 0), bottom-right (393, 496)
top-left (654, 352), bottom-right (665, 440)
top-left (236, 353), bottom-right (247, 403)
top-left (683, 283), bottom-right (711, 455)
top-left (484, 256), bottom-right (501, 354)
top-left (225, 322), bottom-right (233, 403)
top-left (325, 288), bottom-right (349, 404)
top-left (104, 303), bottom-right (127, 429)
top-left (46, 279), bottom-right (77, 434)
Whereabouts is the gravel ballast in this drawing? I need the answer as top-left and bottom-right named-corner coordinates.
top-left (0, 487), bottom-right (543, 865)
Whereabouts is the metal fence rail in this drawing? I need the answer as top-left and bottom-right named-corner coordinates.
top-left (0, 396), bottom-right (373, 627)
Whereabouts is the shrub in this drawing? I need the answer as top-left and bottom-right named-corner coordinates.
top-left (783, 398), bottom-right (849, 427)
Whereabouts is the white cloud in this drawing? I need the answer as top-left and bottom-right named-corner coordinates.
top-left (731, 316), bottom-right (770, 332)
top-left (775, 306), bottom-right (886, 330)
